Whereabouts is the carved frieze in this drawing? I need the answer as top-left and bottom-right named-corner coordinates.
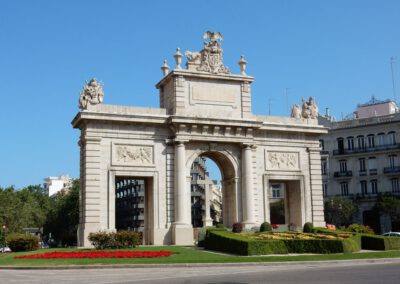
top-left (265, 151), bottom-right (299, 171)
top-left (112, 144), bottom-right (154, 166)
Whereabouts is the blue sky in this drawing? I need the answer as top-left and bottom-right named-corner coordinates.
top-left (1, 0), bottom-right (399, 188)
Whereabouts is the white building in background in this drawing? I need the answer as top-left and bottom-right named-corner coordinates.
top-left (44, 175), bottom-right (72, 196)
top-left (319, 97), bottom-right (400, 233)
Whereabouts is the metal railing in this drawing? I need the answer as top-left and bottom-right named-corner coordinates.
top-left (333, 171), bottom-right (353, 178)
top-left (333, 143), bottom-right (400, 155)
top-left (384, 166), bottom-right (400, 174)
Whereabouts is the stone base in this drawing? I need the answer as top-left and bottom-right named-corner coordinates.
top-left (152, 228), bottom-right (172, 245)
top-left (77, 223), bottom-right (102, 248)
top-left (313, 221), bottom-right (326, 227)
top-left (242, 222), bottom-right (257, 230)
top-left (204, 218), bottom-right (214, 227)
top-left (172, 223), bottom-right (194, 245)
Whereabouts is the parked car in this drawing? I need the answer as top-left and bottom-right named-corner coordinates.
top-left (381, 232), bottom-right (400, 237)
top-left (0, 247), bottom-right (11, 253)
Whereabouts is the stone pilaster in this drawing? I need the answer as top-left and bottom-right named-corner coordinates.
top-left (78, 136), bottom-right (102, 247)
top-left (241, 144), bottom-right (255, 227)
top-left (308, 147), bottom-right (325, 227)
top-left (172, 141), bottom-right (193, 245)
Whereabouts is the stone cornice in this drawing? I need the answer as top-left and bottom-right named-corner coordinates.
top-left (155, 69), bottom-right (254, 89)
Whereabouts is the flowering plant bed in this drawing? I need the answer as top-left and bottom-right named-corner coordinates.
top-left (14, 251), bottom-right (172, 259)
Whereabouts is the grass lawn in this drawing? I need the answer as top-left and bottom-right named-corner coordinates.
top-left (1, 246), bottom-right (400, 266)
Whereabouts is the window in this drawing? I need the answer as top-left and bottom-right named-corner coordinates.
top-left (339, 160), bottom-right (347, 173)
top-left (323, 183), bottom-right (328, 197)
top-left (359, 158), bottom-right (366, 172)
top-left (347, 137), bottom-right (354, 150)
top-left (378, 133), bottom-right (385, 146)
top-left (337, 137), bottom-right (344, 153)
top-left (271, 184), bottom-right (282, 198)
top-left (368, 157), bottom-right (377, 175)
top-left (341, 182), bottom-right (349, 196)
top-left (360, 180), bottom-right (368, 195)
top-left (357, 135), bottom-right (365, 149)
top-left (388, 132), bottom-right (396, 145)
top-left (389, 155), bottom-right (397, 168)
top-left (392, 178), bottom-right (400, 193)
top-left (367, 134), bottom-right (375, 148)
top-left (319, 139), bottom-right (325, 151)
top-left (321, 161), bottom-right (327, 175)
top-left (371, 180), bottom-right (378, 194)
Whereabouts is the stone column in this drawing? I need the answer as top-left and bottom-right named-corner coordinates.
top-left (172, 141), bottom-right (193, 245)
top-left (242, 144), bottom-right (255, 227)
top-left (203, 183), bottom-right (213, 227)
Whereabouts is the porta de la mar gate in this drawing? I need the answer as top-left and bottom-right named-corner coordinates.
top-left (72, 32), bottom-right (327, 247)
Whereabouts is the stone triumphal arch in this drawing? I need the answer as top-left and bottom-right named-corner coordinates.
top-left (72, 32), bottom-right (327, 247)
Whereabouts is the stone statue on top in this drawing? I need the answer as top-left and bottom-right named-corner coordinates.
top-left (79, 78), bottom-right (104, 110)
top-left (185, 31), bottom-right (230, 74)
top-left (291, 96), bottom-right (319, 119)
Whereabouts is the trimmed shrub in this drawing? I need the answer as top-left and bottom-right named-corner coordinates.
top-left (7, 233), bottom-right (39, 252)
top-left (114, 231), bottom-right (142, 248)
top-left (88, 231), bottom-right (113, 249)
top-left (346, 224), bottom-right (374, 235)
top-left (259, 222), bottom-right (272, 232)
top-left (215, 223), bottom-right (225, 229)
top-left (197, 228), bottom-right (207, 247)
top-left (361, 235), bottom-right (400, 251)
top-left (303, 222), bottom-right (314, 233)
top-left (205, 230), bottom-right (288, 255)
top-left (88, 231), bottom-right (142, 249)
top-left (232, 222), bottom-right (243, 233)
top-left (204, 230), bottom-right (361, 255)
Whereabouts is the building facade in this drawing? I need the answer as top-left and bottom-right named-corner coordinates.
top-left (319, 98), bottom-right (400, 232)
top-left (72, 32), bottom-right (327, 247)
top-left (43, 175), bottom-right (72, 196)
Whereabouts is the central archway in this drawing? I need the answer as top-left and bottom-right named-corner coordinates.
top-left (186, 147), bottom-right (240, 228)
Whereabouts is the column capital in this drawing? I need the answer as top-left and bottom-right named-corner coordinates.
top-left (241, 143), bottom-right (256, 149)
top-left (174, 139), bottom-right (189, 145)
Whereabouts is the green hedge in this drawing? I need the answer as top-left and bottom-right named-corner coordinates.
top-left (361, 234), bottom-right (400, 251)
top-left (6, 233), bottom-right (39, 252)
top-left (204, 230), bottom-right (361, 255)
top-left (88, 230), bottom-right (142, 249)
top-left (205, 230), bottom-right (287, 255)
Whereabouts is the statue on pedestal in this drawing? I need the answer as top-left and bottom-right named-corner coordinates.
top-left (79, 78), bottom-right (104, 110)
top-left (291, 96), bottom-right (319, 119)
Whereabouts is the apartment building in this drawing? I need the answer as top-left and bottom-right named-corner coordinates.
top-left (319, 97), bottom-right (400, 232)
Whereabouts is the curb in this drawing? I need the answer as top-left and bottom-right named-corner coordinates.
top-left (1, 257), bottom-right (400, 270)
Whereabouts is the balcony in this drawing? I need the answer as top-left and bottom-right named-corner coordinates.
top-left (320, 150), bottom-right (329, 155)
top-left (369, 169), bottom-right (378, 175)
top-left (333, 143), bottom-right (400, 156)
top-left (333, 171), bottom-right (353, 178)
top-left (359, 170), bottom-right (367, 176)
top-left (384, 166), bottom-right (400, 174)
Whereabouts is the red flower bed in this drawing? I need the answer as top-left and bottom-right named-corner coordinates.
top-left (14, 251), bottom-right (172, 259)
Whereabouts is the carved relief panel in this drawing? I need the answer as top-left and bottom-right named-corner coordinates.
top-left (265, 150), bottom-right (300, 171)
top-left (112, 143), bottom-right (154, 166)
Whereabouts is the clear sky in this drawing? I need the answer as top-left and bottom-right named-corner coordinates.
top-left (1, 0), bottom-right (399, 188)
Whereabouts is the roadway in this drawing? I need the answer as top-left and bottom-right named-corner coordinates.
top-left (1, 259), bottom-right (399, 284)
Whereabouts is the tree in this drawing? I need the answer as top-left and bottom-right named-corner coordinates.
top-left (324, 196), bottom-right (357, 227)
top-left (44, 179), bottom-right (79, 246)
top-left (374, 194), bottom-right (400, 225)
top-left (0, 185), bottom-right (51, 234)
